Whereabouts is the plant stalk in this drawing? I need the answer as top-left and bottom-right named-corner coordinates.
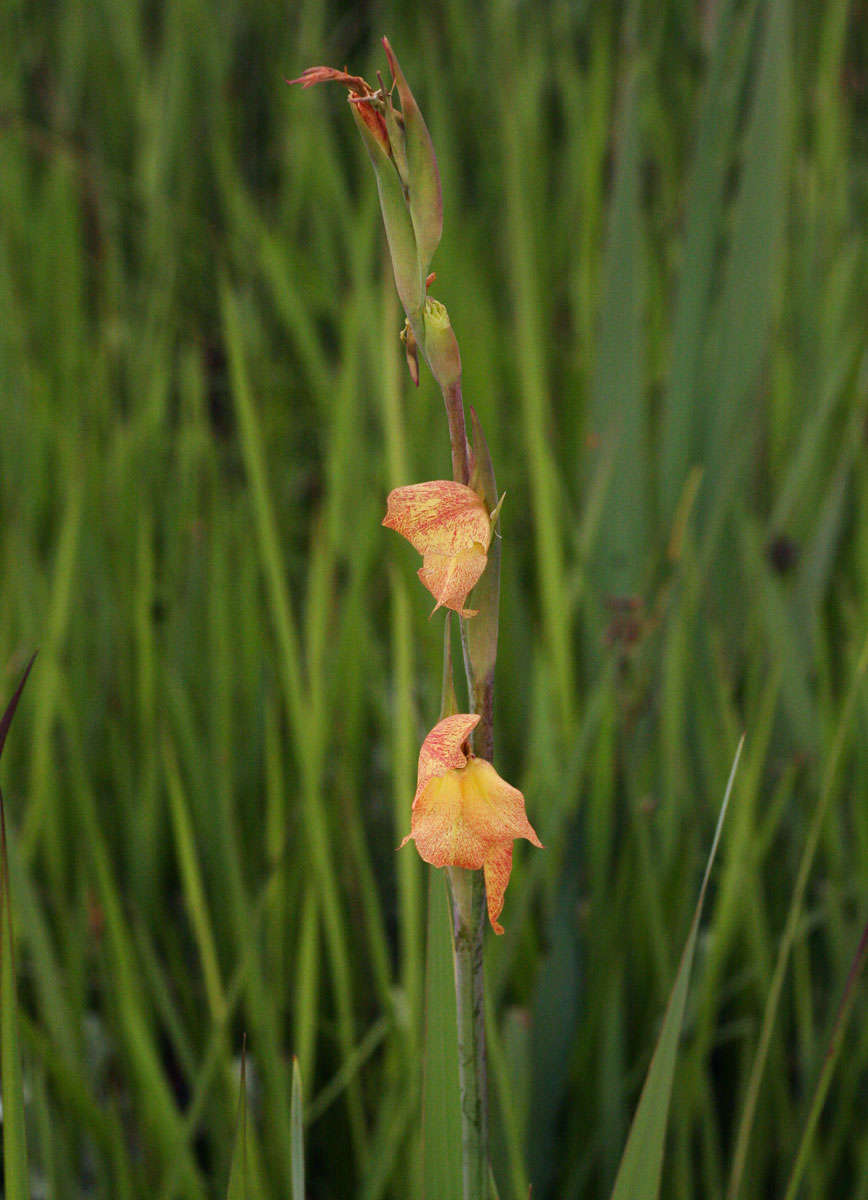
top-left (441, 375), bottom-right (490, 1198)
top-left (446, 864), bottom-right (488, 1200)
top-left (443, 381), bottom-right (471, 486)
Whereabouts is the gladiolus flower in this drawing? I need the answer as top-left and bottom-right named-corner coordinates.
top-left (400, 713), bottom-right (542, 934)
top-left (383, 481), bottom-right (499, 617)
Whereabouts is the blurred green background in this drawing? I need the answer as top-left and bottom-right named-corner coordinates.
top-left (2, 0), bottom-right (868, 1195)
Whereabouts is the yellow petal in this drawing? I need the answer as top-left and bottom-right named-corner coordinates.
top-left (414, 713), bottom-right (480, 806)
top-left (383, 482), bottom-right (491, 556)
top-left (418, 543), bottom-right (488, 617)
top-left (460, 759), bottom-right (542, 848)
top-left (483, 844), bottom-right (513, 935)
top-left (404, 755), bottom-right (542, 933)
top-left (383, 482), bottom-right (492, 615)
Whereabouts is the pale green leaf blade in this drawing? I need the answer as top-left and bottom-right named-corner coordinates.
top-left (422, 868), bottom-right (462, 1200)
top-left (291, 1057), bottom-right (306, 1200)
top-left (227, 1047), bottom-right (249, 1200)
top-left (0, 657), bottom-right (36, 1200)
top-left (609, 737), bottom-right (743, 1200)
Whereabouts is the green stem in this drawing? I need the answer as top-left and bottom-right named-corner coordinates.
top-left (443, 381), bottom-right (471, 486)
top-left (440, 374), bottom-right (491, 1198)
top-left (447, 865), bottom-right (489, 1200)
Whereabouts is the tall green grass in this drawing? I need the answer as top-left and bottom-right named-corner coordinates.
top-left (1, 0), bottom-right (867, 1195)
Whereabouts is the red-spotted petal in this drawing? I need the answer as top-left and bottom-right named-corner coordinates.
top-left (418, 546), bottom-right (487, 617)
top-left (403, 755), bottom-right (542, 933)
top-left (414, 713), bottom-right (480, 806)
top-left (383, 482), bottom-right (492, 614)
top-left (483, 844), bottom-right (513, 936)
top-left (383, 482), bottom-right (491, 556)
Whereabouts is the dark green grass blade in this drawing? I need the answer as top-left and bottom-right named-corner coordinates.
top-left (659, 0), bottom-right (754, 526)
top-left (609, 737), bottom-right (743, 1200)
top-left (591, 58), bottom-right (645, 599)
top-left (227, 1044), bottom-right (249, 1200)
top-left (0, 655), bottom-right (36, 1199)
top-left (783, 916), bottom-right (868, 1200)
top-left (422, 868), bottom-right (462, 1200)
top-left (0, 789), bottom-right (29, 1199)
top-left (727, 630), bottom-right (868, 1198)
top-left (291, 1057), bottom-right (306, 1200)
top-left (0, 654), bottom-right (37, 761)
top-left (701, 0), bottom-right (793, 536)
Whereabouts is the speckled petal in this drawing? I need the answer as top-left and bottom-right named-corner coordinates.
top-left (418, 545), bottom-right (488, 617)
top-left (483, 844), bottom-right (513, 935)
top-left (403, 755), bottom-right (542, 933)
top-left (383, 482), bottom-right (491, 556)
top-left (406, 771), bottom-right (489, 869)
top-left (414, 713), bottom-right (480, 806)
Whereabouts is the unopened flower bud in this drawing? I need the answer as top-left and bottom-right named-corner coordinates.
top-left (289, 41), bottom-right (443, 326)
top-left (422, 297), bottom-right (462, 390)
top-left (382, 38), bottom-right (443, 275)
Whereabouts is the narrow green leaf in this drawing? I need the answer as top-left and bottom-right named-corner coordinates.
top-left (591, 60), bottom-right (645, 599)
top-left (422, 868), bottom-right (462, 1200)
top-left (702, 0), bottom-right (792, 534)
top-left (727, 628), bottom-right (868, 1198)
top-left (660, 0), bottom-right (754, 525)
top-left (227, 1044), bottom-right (249, 1200)
top-left (609, 736), bottom-right (744, 1200)
top-left (291, 1057), bottom-right (306, 1200)
top-left (0, 654), bottom-right (37, 761)
top-left (464, 407), bottom-right (500, 701)
top-left (0, 656), bottom-right (36, 1200)
top-left (783, 917), bottom-right (868, 1200)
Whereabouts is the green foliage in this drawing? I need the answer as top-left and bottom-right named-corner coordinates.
top-left (1, 0), bottom-right (868, 1196)
top-left (0, 657), bottom-right (36, 1200)
top-left (609, 738), bottom-right (742, 1200)
top-left (422, 870), bottom-right (462, 1200)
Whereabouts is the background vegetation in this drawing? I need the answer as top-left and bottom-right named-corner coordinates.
top-left (2, 0), bottom-right (868, 1195)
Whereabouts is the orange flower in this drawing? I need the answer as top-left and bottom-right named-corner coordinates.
top-left (400, 714), bottom-right (542, 934)
top-left (383, 481), bottom-right (497, 617)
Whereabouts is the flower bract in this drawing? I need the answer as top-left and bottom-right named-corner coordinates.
top-left (383, 481), bottom-right (494, 616)
top-left (288, 39), bottom-right (442, 322)
top-left (400, 713), bottom-right (542, 933)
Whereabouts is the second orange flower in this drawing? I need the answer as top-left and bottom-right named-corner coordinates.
top-left (383, 480), bottom-right (500, 617)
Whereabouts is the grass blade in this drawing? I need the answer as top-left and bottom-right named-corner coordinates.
top-left (291, 1057), bottom-right (306, 1200)
top-left (591, 54), bottom-right (645, 600)
top-left (783, 917), bottom-right (868, 1200)
top-left (422, 868), bottom-right (462, 1200)
top-left (727, 629), bottom-right (868, 1197)
top-left (0, 656), bottom-right (36, 1200)
top-left (609, 736), bottom-right (744, 1200)
top-left (227, 1043), bottom-right (249, 1200)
